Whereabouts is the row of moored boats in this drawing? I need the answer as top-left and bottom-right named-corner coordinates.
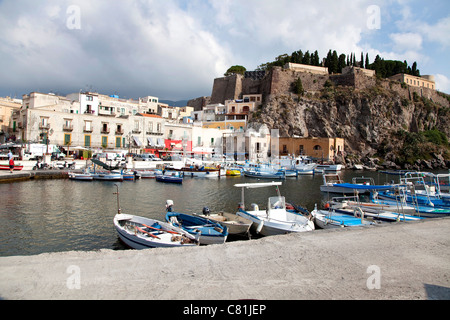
top-left (113, 170), bottom-right (450, 249)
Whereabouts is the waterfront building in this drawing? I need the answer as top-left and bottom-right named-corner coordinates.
top-left (0, 97), bottom-right (22, 143)
top-left (12, 92), bottom-right (166, 155)
top-left (278, 137), bottom-right (344, 162)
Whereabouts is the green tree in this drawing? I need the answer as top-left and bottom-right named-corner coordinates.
top-left (338, 54), bottom-right (346, 73)
top-left (365, 53), bottom-right (369, 69)
top-left (224, 65), bottom-right (246, 76)
top-left (293, 77), bottom-right (304, 96)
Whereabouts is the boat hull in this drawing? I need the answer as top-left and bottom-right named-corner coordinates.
top-left (155, 175), bottom-right (183, 184)
top-left (193, 212), bottom-right (251, 236)
top-left (237, 209), bottom-right (314, 236)
top-left (114, 214), bottom-right (197, 249)
top-left (68, 172), bottom-right (93, 181)
top-left (0, 164), bottom-right (23, 171)
top-left (166, 212), bottom-right (228, 245)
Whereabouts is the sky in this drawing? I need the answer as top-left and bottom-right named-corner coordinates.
top-left (0, 0), bottom-right (449, 101)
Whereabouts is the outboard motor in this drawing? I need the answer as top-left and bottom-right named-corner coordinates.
top-left (202, 207), bottom-right (211, 216)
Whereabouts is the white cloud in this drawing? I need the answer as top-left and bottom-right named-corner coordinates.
top-left (389, 32), bottom-right (423, 51)
top-left (435, 74), bottom-right (450, 94)
top-left (0, 0), bottom-right (447, 100)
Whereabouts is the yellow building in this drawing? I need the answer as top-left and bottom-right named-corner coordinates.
top-left (279, 137), bottom-right (344, 162)
top-left (389, 73), bottom-right (435, 90)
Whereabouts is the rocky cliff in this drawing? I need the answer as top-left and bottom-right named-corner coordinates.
top-left (251, 79), bottom-right (450, 170)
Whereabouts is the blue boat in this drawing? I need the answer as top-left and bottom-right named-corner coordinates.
top-left (155, 172), bottom-right (183, 184)
top-left (166, 212), bottom-right (228, 245)
top-left (243, 169), bottom-right (286, 179)
top-left (311, 206), bottom-right (376, 229)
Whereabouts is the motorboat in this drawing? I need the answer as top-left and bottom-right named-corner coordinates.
top-left (235, 182), bottom-right (315, 236)
top-left (114, 213), bottom-right (198, 249)
top-left (311, 205), bottom-right (376, 229)
top-left (155, 171), bottom-right (183, 184)
top-left (166, 211), bottom-right (228, 245)
top-left (193, 207), bottom-right (252, 238)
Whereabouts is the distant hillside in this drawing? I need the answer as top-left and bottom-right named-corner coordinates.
top-left (160, 100), bottom-right (189, 107)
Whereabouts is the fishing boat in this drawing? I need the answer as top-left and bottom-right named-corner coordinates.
top-left (136, 169), bottom-right (161, 179)
top-left (193, 207), bottom-right (252, 237)
top-left (165, 165), bottom-right (220, 178)
top-left (155, 172), bottom-right (183, 184)
top-left (0, 164), bottom-right (23, 171)
top-left (226, 168), bottom-right (241, 176)
top-left (68, 171), bottom-right (94, 181)
top-left (243, 169), bottom-right (286, 179)
top-left (320, 175), bottom-right (393, 194)
top-left (114, 214), bottom-right (198, 249)
top-left (112, 169), bottom-right (137, 181)
top-left (326, 200), bottom-right (424, 222)
top-left (112, 186), bottom-right (197, 249)
top-left (311, 205), bottom-right (376, 229)
top-left (166, 210), bottom-right (228, 245)
top-left (92, 171), bottom-right (124, 181)
top-left (235, 182), bottom-right (315, 236)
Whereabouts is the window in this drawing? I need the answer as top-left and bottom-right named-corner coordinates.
top-left (148, 122), bottom-right (153, 132)
top-left (101, 136), bottom-right (108, 148)
top-left (283, 145), bottom-right (287, 153)
top-left (313, 145), bottom-right (322, 150)
top-left (120, 108), bottom-right (125, 115)
top-left (116, 137), bottom-right (121, 148)
top-left (197, 136), bottom-right (202, 146)
top-left (86, 95), bottom-right (93, 101)
top-left (64, 134), bottom-right (71, 145)
top-left (84, 135), bottom-right (91, 147)
top-left (157, 123), bottom-right (161, 132)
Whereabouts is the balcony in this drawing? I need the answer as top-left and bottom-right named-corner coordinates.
top-left (63, 125), bottom-right (73, 132)
top-left (115, 129), bottom-right (124, 135)
top-left (39, 123), bottom-right (50, 130)
top-left (101, 128), bottom-right (110, 134)
top-left (132, 129), bottom-right (141, 134)
top-left (83, 126), bottom-right (93, 133)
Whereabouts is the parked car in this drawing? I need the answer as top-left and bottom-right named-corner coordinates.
top-left (133, 154), bottom-right (162, 161)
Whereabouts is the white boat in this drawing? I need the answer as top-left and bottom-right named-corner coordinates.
top-left (327, 200), bottom-right (424, 222)
top-left (68, 171), bottom-right (94, 181)
top-left (112, 186), bottom-right (198, 249)
top-left (316, 164), bottom-right (343, 172)
top-left (114, 214), bottom-right (198, 249)
top-left (235, 182), bottom-right (315, 236)
top-left (193, 208), bottom-right (252, 237)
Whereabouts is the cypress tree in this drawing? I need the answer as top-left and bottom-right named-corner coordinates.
top-left (365, 53), bottom-right (369, 69)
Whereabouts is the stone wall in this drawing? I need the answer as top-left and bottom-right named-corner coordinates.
top-left (187, 96), bottom-right (210, 111)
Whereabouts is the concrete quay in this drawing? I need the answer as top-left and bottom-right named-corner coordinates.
top-left (0, 217), bottom-right (449, 300)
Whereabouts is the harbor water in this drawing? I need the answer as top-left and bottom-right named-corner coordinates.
top-left (0, 170), bottom-right (444, 257)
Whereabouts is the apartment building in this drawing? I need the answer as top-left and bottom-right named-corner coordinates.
top-left (13, 92), bottom-right (166, 152)
top-left (0, 97), bottom-right (22, 143)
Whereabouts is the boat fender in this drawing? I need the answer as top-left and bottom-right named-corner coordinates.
top-left (256, 220), bottom-right (264, 234)
top-left (324, 203), bottom-right (330, 209)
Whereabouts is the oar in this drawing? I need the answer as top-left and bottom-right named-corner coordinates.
top-left (142, 223), bottom-right (180, 235)
top-left (136, 226), bottom-right (160, 239)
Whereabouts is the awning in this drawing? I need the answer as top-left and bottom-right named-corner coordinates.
top-left (156, 138), bottom-right (164, 147)
top-left (133, 136), bottom-right (142, 147)
top-left (147, 137), bottom-right (155, 147)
